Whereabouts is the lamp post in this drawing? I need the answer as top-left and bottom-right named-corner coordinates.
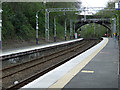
top-left (99, 24), bottom-right (101, 37)
top-left (36, 11), bottom-right (39, 45)
top-left (0, 3), bottom-right (2, 88)
top-left (0, 3), bottom-right (2, 50)
top-left (107, 29), bottom-right (108, 37)
top-left (0, 3), bottom-right (2, 82)
top-left (65, 18), bottom-right (67, 41)
top-left (74, 23), bottom-right (76, 38)
top-left (113, 18), bottom-right (116, 34)
top-left (117, 15), bottom-right (119, 36)
top-left (113, 14), bottom-right (119, 39)
top-left (64, 12), bottom-right (67, 41)
top-left (85, 24), bottom-right (87, 35)
top-left (45, 9), bottom-right (50, 42)
top-left (36, 0), bottom-right (46, 44)
top-left (116, 14), bottom-right (119, 39)
top-left (83, 7), bottom-right (86, 21)
top-left (70, 20), bottom-right (72, 39)
top-left (94, 21), bottom-right (95, 37)
top-left (54, 16), bottom-right (56, 42)
top-left (53, 15), bottom-right (61, 42)
top-left (36, 10), bottom-right (43, 45)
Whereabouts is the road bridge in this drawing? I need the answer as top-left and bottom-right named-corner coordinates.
top-left (75, 18), bottom-right (111, 32)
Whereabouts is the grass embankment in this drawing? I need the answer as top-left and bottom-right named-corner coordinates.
top-left (2, 2), bottom-right (76, 50)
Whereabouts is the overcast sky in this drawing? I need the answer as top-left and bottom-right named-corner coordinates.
top-left (79, 0), bottom-right (110, 15)
top-left (81, 0), bottom-right (110, 7)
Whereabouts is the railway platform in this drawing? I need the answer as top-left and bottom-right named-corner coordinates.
top-left (63, 38), bottom-right (119, 89)
top-left (1, 38), bottom-right (83, 57)
top-left (21, 37), bottom-right (119, 89)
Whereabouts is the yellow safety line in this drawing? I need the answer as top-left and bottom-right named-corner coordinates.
top-left (48, 38), bottom-right (109, 89)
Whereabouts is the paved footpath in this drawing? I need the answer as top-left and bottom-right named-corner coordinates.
top-left (64, 38), bottom-right (119, 89)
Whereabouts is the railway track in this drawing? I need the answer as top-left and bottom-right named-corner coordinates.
top-left (2, 39), bottom-right (82, 68)
top-left (2, 40), bottom-right (86, 78)
top-left (2, 39), bottom-right (100, 89)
